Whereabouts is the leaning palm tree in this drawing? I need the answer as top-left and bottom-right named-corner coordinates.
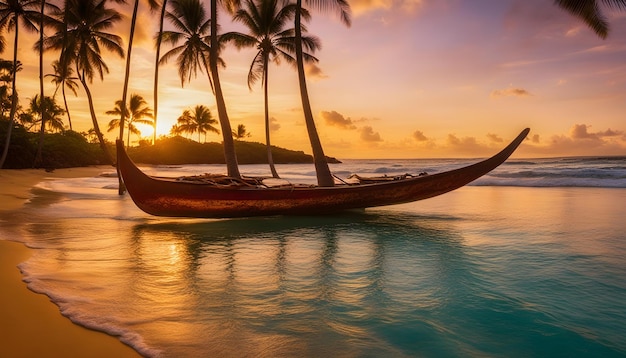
top-left (106, 93), bottom-right (154, 147)
top-left (208, 0), bottom-right (241, 178)
top-left (46, 59), bottom-right (79, 130)
top-left (0, 0), bottom-right (54, 168)
top-left (293, 0), bottom-right (350, 186)
top-left (153, 0), bottom-right (168, 144)
top-left (161, 0), bottom-right (238, 174)
top-left (115, 0), bottom-right (158, 147)
top-left (554, 0), bottom-right (626, 38)
top-left (34, 0), bottom-right (60, 168)
top-left (112, 0), bottom-right (158, 195)
top-left (223, 0), bottom-right (319, 178)
top-left (43, 0), bottom-right (125, 165)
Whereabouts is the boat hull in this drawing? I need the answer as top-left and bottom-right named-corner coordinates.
top-left (117, 128), bottom-right (530, 218)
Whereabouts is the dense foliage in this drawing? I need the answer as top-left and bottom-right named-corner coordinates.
top-left (0, 120), bottom-right (339, 169)
top-left (128, 136), bottom-right (340, 165)
top-left (0, 120), bottom-right (109, 169)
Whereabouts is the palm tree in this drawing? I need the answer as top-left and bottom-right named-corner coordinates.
top-left (115, 0), bottom-right (158, 147)
top-left (209, 0), bottom-right (241, 178)
top-left (112, 0), bottom-right (158, 195)
top-left (34, 0), bottom-right (60, 168)
top-left (27, 94), bottom-right (65, 133)
top-left (232, 123), bottom-right (250, 139)
top-left (174, 105), bottom-right (219, 142)
top-left (106, 93), bottom-right (153, 147)
top-left (46, 59), bottom-right (79, 130)
top-left (0, 59), bottom-right (20, 119)
top-left (160, 0), bottom-right (213, 88)
top-left (195, 105), bottom-right (219, 142)
top-left (153, 0), bottom-right (168, 144)
top-left (160, 0), bottom-right (239, 174)
top-left (293, 0), bottom-right (350, 186)
top-left (0, 0), bottom-right (54, 168)
top-left (0, 30), bottom-right (4, 53)
top-left (554, 0), bottom-right (626, 38)
top-left (43, 0), bottom-right (125, 165)
top-left (223, 0), bottom-right (319, 178)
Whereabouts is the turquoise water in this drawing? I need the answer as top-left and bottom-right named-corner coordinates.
top-left (1, 158), bottom-right (625, 357)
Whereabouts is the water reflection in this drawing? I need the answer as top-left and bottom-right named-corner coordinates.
top-left (8, 182), bottom-right (625, 357)
top-left (128, 212), bottom-right (470, 357)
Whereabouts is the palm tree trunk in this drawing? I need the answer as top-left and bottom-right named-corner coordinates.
top-left (153, 0), bottom-right (167, 145)
top-left (34, 0), bottom-right (46, 168)
top-left (119, 0), bottom-right (139, 143)
top-left (0, 17), bottom-right (20, 169)
top-left (294, 1), bottom-right (334, 187)
top-left (78, 72), bottom-right (113, 165)
top-left (127, 122), bottom-right (131, 148)
top-left (118, 0), bottom-right (139, 194)
top-left (264, 60), bottom-right (279, 178)
top-left (61, 3), bottom-right (71, 131)
top-left (62, 85), bottom-right (72, 130)
top-left (210, 0), bottom-right (240, 178)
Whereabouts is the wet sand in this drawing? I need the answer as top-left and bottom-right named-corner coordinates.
top-left (0, 167), bottom-right (141, 358)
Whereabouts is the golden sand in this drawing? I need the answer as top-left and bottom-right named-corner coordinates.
top-left (0, 167), bottom-right (141, 358)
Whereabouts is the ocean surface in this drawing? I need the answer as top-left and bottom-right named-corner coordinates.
top-left (1, 156), bottom-right (625, 357)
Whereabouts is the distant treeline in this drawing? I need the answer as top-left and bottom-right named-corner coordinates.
top-left (0, 119), bottom-right (339, 169)
top-left (128, 135), bottom-right (341, 165)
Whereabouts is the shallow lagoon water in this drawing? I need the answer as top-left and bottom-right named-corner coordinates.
top-left (1, 158), bottom-right (625, 357)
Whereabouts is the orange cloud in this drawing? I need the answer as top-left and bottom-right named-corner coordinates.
top-left (320, 111), bottom-right (357, 129)
top-left (521, 124), bottom-right (626, 157)
top-left (490, 87), bottom-right (532, 98)
top-left (413, 130), bottom-right (428, 141)
top-left (570, 124), bottom-right (624, 140)
top-left (349, 0), bottom-right (425, 15)
top-left (361, 126), bottom-right (383, 142)
top-left (487, 133), bottom-right (503, 143)
top-left (270, 117), bottom-right (281, 132)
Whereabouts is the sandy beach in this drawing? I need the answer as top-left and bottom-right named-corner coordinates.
top-left (0, 167), bottom-right (141, 358)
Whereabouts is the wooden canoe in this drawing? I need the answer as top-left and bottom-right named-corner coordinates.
top-left (117, 128), bottom-right (530, 218)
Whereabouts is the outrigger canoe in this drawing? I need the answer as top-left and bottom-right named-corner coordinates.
top-left (117, 128), bottom-right (530, 218)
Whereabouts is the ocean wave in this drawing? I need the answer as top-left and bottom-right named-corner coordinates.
top-left (18, 261), bottom-right (161, 358)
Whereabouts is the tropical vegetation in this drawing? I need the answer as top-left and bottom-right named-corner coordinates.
top-left (0, 0), bottom-right (624, 175)
top-left (223, 0), bottom-right (319, 178)
top-left (106, 94), bottom-right (154, 148)
top-left (170, 104), bottom-right (219, 143)
top-left (42, 0), bottom-right (125, 165)
top-left (0, 118), bottom-right (338, 169)
top-left (232, 124), bottom-right (251, 139)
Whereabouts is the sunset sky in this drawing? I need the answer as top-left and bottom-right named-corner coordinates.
top-left (9, 0), bottom-right (626, 159)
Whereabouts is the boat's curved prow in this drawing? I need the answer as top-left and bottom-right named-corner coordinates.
top-left (493, 127), bottom-right (529, 162)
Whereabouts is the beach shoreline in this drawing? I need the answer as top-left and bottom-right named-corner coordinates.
top-left (0, 167), bottom-right (141, 358)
